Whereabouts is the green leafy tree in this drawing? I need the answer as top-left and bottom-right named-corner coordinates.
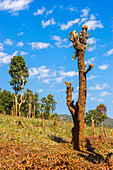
top-left (8, 55), bottom-right (29, 116)
top-left (85, 110), bottom-right (99, 126)
top-left (0, 89), bottom-right (13, 115)
top-left (41, 94), bottom-right (57, 119)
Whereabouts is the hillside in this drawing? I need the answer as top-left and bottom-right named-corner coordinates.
top-left (103, 118), bottom-right (113, 128)
top-left (0, 115), bottom-right (113, 169)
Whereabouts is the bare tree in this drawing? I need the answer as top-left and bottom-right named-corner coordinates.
top-left (65, 25), bottom-right (93, 150)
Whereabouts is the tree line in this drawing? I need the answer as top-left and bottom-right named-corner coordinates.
top-left (0, 55), bottom-right (57, 119)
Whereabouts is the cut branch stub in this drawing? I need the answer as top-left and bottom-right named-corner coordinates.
top-left (85, 64), bottom-right (94, 74)
top-left (65, 81), bottom-right (73, 102)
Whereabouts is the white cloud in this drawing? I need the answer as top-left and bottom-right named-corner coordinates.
top-left (99, 91), bottom-right (110, 97)
top-left (57, 89), bottom-right (65, 92)
top-left (90, 14), bottom-right (96, 20)
top-left (90, 97), bottom-right (96, 100)
top-left (98, 64), bottom-right (109, 70)
top-left (88, 45), bottom-right (96, 52)
top-left (78, 18), bottom-right (87, 26)
top-left (98, 99), bottom-right (104, 102)
top-left (52, 35), bottom-right (67, 42)
top-left (41, 18), bottom-right (56, 28)
top-left (0, 43), bottom-right (4, 51)
top-left (46, 9), bottom-right (53, 16)
top-left (85, 57), bottom-right (95, 65)
top-left (4, 39), bottom-right (13, 46)
top-left (104, 48), bottom-right (113, 56)
top-left (60, 19), bottom-right (80, 30)
top-left (17, 32), bottom-right (24, 36)
top-left (55, 77), bottom-right (63, 83)
top-left (73, 92), bottom-right (78, 99)
top-left (0, 51), bottom-right (18, 65)
top-left (28, 42), bottom-right (50, 50)
top-left (43, 78), bottom-right (51, 84)
top-left (87, 75), bottom-right (99, 81)
top-left (29, 65), bottom-right (78, 84)
top-left (0, 0), bottom-right (33, 14)
top-left (17, 41), bottom-right (24, 47)
top-left (67, 6), bottom-right (78, 12)
top-left (87, 37), bottom-right (98, 45)
top-left (84, 20), bottom-right (103, 30)
top-left (20, 51), bottom-right (28, 55)
top-left (81, 8), bottom-right (90, 17)
top-left (89, 83), bottom-right (108, 90)
top-left (38, 89), bottom-right (43, 93)
top-left (52, 35), bottom-right (72, 48)
top-left (60, 70), bottom-right (78, 77)
top-left (33, 7), bottom-right (46, 15)
top-left (29, 66), bottom-right (50, 80)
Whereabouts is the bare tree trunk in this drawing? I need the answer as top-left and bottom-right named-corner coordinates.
top-left (28, 103), bottom-right (31, 118)
top-left (42, 112), bottom-right (44, 127)
top-left (15, 94), bottom-right (17, 116)
top-left (33, 104), bottom-right (35, 118)
top-left (65, 26), bottom-right (93, 150)
top-left (12, 109), bottom-right (13, 117)
top-left (4, 110), bottom-right (6, 116)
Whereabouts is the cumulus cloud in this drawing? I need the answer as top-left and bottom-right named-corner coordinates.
top-left (52, 35), bottom-right (72, 48)
top-left (29, 65), bottom-right (78, 84)
top-left (90, 97), bottom-right (96, 100)
top-left (33, 7), bottom-right (46, 15)
top-left (20, 51), bottom-right (28, 55)
top-left (87, 75), bottom-right (99, 81)
top-left (89, 83), bottom-right (108, 90)
top-left (0, 51), bottom-right (18, 65)
top-left (59, 70), bottom-right (78, 77)
top-left (84, 20), bottom-right (103, 30)
top-left (4, 39), bottom-right (13, 46)
top-left (104, 48), bottom-right (113, 56)
top-left (0, 0), bottom-right (33, 14)
top-left (98, 64), bottom-right (109, 70)
top-left (29, 65), bottom-right (50, 80)
top-left (80, 7), bottom-right (90, 17)
top-left (88, 45), bottom-right (96, 52)
top-left (38, 89), bottom-right (43, 93)
top-left (52, 35), bottom-right (67, 42)
top-left (17, 41), bottom-right (24, 47)
top-left (28, 42), bottom-right (50, 50)
top-left (90, 14), bottom-right (96, 20)
top-left (0, 43), bottom-right (4, 51)
top-left (60, 19), bottom-right (80, 30)
top-left (17, 32), bottom-right (24, 36)
top-left (87, 37), bottom-right (98, 45)
top-left (66, 5), bottom-right (78, 12)
top-left (99, 91), bottom-right (110, 97)
top-left (85, 57), bottom-right (95, 65)
top-left (41, 18), bottom-right (56, 28)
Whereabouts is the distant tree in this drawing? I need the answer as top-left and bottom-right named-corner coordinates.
top-left (85, 110), bottom-right (99, 126)
top-left (32, 92), bottom-right (40, 118)
top-left (41, 94), bottom-right (57, 119)
top-left (47, 94), bottom-right (57, 115)
top-left (0, 89), bottom-right (13, 115)
top-left (8, 55), bottom-right (29, 116)
top-left (96, 104), bottom-right (107, 116)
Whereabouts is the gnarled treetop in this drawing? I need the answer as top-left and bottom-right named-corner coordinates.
top-left (69, 25), bottom-right (90, 51)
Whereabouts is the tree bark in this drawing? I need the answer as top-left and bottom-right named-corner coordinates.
top-left (65, 25), bottom-right (93, 150)
top-left (15, 94), bottom-right (17, 116)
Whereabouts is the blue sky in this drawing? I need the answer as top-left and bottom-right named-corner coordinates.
top-left (0, 0), bottom-right (113, 118)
